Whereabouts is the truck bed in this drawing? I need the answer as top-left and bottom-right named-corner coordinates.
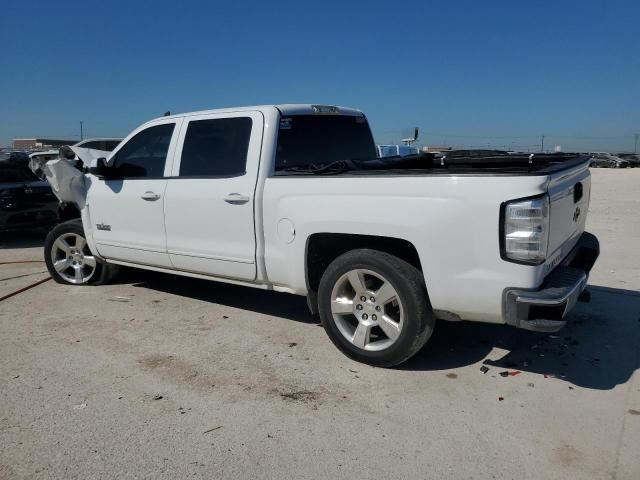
top-left (274, 153), bottom-right (590, 176)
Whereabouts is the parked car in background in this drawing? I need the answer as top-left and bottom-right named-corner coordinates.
top-left (617, 153), bottom-right (640, 167)
top-left (0, 163), bottom-right (59, 232)
top-left (589, 153), bottom-right (629, 168)
top-left (377, 145), bottom-right (420, 157)
top-left (4, 151), bottom-right (30, 168)
top-left (73, 138), bottom-right (122, 152)
top-left (436, 149), bottom-right (509, 158)
top-left (28, 150), bottom-right (60, 179)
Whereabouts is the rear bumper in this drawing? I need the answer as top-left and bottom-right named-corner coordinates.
top-left (503, 232), bottom-right (600, 332)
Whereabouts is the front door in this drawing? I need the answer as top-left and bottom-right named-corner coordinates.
top-left (164, 111), bottom-right (263, 280)
top-left (87, 120), bottom-right (180, 268)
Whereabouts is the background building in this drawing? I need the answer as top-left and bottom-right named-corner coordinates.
top-left (12, 138), bottom-right (77, 151)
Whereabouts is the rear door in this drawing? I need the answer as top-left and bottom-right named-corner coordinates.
top-left (87, 119), bottom-right (181, 267)
top-left (164, 111), bottom-right (263, 280)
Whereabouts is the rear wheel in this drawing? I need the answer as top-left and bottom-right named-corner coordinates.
top-left (44, 220), bottom-right (113, 285)
top-left (318, 249), bottom-right (435, 367)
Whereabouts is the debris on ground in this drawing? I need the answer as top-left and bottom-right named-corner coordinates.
top-left (527, 382), bottom-right (535, 388)
top-left (446, 373), bottom-right (458, 379)
top-left (280, 391), bottom-right (318, 402)
top-left (499, 370), bottom-right (521, 377)
top-left (222, 315), bottom-right (229, 319)
top-left (480, 365), bottom-right (490, 374)
top-left (203, 426), bottom-right (223, 434)
top-left (153, 395), bottom-right (163, 401)
top-left (288, 342), bottom-right (297, 348)
top-left (73, 403), bottom-right (87, 410)
top-left (498, 396), bottom-right (504, 401)
top-left (349, 369), bottom-right (359, 373)
top-left (108, 296), bottom-right (130, 302)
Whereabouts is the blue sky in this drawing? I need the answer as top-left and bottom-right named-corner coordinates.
top-left (1, 0), bottom-right (638, 152)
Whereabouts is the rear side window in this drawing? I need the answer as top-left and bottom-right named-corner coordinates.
top-left (112, 124), bottom-right (175, 178)
top-left (275, 115), bottom-right (377, 171)
top-left (179, 117), bottom-right (252, 177)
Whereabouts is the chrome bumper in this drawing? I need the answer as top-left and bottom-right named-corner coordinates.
top-left (503, 232), bottom-right (600, 333)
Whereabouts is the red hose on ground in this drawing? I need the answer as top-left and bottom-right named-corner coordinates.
top-left (0, 260), bottom-right (51, 302)
top-left (0, 260), bottom-right (45, 265)
top-left (0, 276), bottom-right (52, 302)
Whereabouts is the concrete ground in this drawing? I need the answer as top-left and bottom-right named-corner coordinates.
top-left (1, 169), bottom-right (639, 479)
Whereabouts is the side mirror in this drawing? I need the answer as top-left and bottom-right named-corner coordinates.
top-left (89, 157), bottom-right (108, 178)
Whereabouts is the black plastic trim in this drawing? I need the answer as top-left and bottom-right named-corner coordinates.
top-left (96, 172), bottom-right (248, 181)
top-left (269, 157), bottom-right (591, 178)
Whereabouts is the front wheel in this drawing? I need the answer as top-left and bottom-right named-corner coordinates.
top-left (318, 249), bottom-right (435, 367)
top-left (44, 220), bottom-right (111, 285)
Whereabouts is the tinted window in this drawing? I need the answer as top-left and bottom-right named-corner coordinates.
top-left (104, 140), bottom-right (121, 151)
top-left (82, 140), bottom-right (121, 151)
top-left (0, 167), bottom-right (35, 182)
top-left (179, 117), bottom-right (252, 177)
top-left (275, 115), bottom-right (377, 170)
top-left (112, 124), bottom-right (175, 178)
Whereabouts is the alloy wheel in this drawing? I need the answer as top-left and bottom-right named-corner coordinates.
top-left (50, 233), bottom-right (97, 284)
top-left (330, 269), bottom-right (404, 351)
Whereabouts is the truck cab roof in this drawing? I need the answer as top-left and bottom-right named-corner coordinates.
top-left (156, 104), bottom-right (364, 123)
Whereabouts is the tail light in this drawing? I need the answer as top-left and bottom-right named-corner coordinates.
top-left (501, 194), bottom-right (550, 264)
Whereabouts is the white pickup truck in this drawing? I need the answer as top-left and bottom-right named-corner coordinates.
top-left (42, 104), bottom-right (600, 366)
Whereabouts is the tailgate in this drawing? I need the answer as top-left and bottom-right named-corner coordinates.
top-left (546, 162), bottom-right (591, 262)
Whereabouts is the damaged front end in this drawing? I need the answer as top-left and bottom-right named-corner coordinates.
top-left (34, 145), bottom-right (109, 209)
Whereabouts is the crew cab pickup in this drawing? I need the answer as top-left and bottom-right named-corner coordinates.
top-left (42, 104), bottom-right (599, 366)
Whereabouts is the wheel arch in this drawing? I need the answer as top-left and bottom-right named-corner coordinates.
top-left (304, 232), bottom-right (424, 314)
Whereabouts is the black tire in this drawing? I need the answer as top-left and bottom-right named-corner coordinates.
top-left (318, 249), bottom-right (435, 367)
top-left (44, 219), bottom-right (113, 285)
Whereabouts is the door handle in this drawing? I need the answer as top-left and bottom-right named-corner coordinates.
top-left (223, 193), bottom-right (250, 205)
top-left (141, 191), bottom-right (161, 201)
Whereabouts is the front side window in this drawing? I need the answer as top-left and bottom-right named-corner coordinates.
top-left (111, 124), bottom-right (175, 178)
top-left (179, 117), bottom-right (252, 177)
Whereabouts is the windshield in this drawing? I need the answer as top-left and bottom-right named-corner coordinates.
top-left (275, 114), bottom-right (377, 171)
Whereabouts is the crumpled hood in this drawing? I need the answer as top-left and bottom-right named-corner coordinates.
top-left (43, 159), bottom-right (89, 208)
top-left (34, 145), bottom-right (110, 207)
top-left (60, 145), bottom-right (110, 168)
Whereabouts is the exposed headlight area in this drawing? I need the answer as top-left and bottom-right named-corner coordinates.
top-left (501, 194), bottom-right (550, 265)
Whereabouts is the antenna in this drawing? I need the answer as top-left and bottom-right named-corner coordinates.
top-left (401, 127), bottom-right (419, 145)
